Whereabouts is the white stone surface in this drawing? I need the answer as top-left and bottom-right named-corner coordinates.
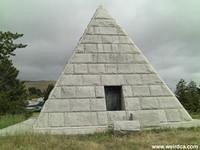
top-left (132, 86), bottom-right (150, 96)
top-left (95, 86), bottom-right (105, 98)
top-left (43, 100), bottom-right (70, 112)
top-left (124, 98), bottom-right (140, 111)
top-left (70, 99), bottom-right (90, 111)
top-left (107, 111), bottom-right (127, 123)
top-left (137, 110), bottom-right (160, 127)
top-left (49, 113), bottom-right (65, 127)
top-left (114, 120), bottom-right (140, 131)
top-left (88, 64), bottom-right (105, 73)
top-left (158, 97), bottom-right (182, 109)
top-left (90, 98), bottom-right (106, 111)
top-left (97, 112), bottom-right (108, 125)
top-left (82, 75), bottom-right (101, 85)
top-left (165, 109), bottom-right (182, 122)
top-left (75, 86), bottom-right (95, 98)
top-left (101, 75), bottom-right (125, 85)
top-left (74, 64), bottom-right (88, 73)
top-left (140, 97), bottom-right (159, 109)
top-left (65, 112), bottom-right (98, 126)
top-left (35, 6), bottom-right (193, 133)
top-left (122, 86), bottom-right (133, 97)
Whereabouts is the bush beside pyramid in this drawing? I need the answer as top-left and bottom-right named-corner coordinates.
top-left (34, 6), bottom-right (193, 134)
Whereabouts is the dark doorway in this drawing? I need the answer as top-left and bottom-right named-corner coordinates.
top-left (104, 86), bottom-right (123, 111)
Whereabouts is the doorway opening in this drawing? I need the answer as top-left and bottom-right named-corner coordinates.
top-left (104, 86), bottom-right (124, 111)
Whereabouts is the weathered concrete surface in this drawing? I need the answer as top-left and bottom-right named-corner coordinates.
top-left (33, 5), bottom-right (197, 134)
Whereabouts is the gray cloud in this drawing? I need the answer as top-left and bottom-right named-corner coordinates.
top-left (1, 0), bottom-right (200, 89)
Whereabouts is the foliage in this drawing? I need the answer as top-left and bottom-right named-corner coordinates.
top-left (0, 31), bottom-right (27, 114)
top-left (175, 79), bottom-right (200, 113)
top-left (43, 84), bottom-right (54, 101)
top-left (28, 87), bottom-right (43, 98)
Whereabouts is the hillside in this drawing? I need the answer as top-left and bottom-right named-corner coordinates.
top-left (24, 80), bottom-right (56, 92)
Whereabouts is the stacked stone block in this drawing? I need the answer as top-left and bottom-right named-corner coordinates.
top-left (34, 6), bottom-right (192, 133)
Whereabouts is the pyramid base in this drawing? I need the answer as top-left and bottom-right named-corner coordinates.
top-left (34, 126), bottom-right (109, 135)
top-left (33, 120), bottom-right (200, 135)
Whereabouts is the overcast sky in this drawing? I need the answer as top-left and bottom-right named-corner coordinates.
top-left (1, 0), bottom-right (200, 89)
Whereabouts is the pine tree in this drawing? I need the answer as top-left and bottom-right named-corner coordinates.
top-left (175, 79), bottom-right (190, 111)
top-left (0, 31), bottom-right (27, 114)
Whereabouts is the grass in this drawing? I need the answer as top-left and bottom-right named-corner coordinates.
top-left (191, 113), bottom-right (200, 119)
top-left (0, 114), bottom-right (29, 129)
top-left (0, 127), bottom-right (200, 150)
top-left (0, 113), bottom-right (37, 129)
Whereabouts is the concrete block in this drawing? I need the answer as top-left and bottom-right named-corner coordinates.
top-left (66, 112), bottom-right (98, 126)
top-left (133, 54), bottom-right (147, 63)
top-left (102, 44), bottom-right (112, 52)
top-left (43, 100), bottom-right (70, 112)
top-left (140, 97), bottom-right (159, 109)
top-left (71, 54), bottom-right (93, 63)
top-left (95, 86), bottom-right (105, 98)
top-left (102, 35), bottom-right (119, 43)
top-left (49, 113), bottom-right (64, 127)
top-left (118, 64), bottom-right (134, 73)
top-left (35, 113), bottom-right (49, 128)
top-left (157, 110), bottom-right (167, 123)
top-left (179, 109), bottom-right (192, 121)
top-left (76, 44), bottom-right (84, 53)
top-left (74, 64), bottom-right (88, 73)
top-left (118, 36), bottom-right (131, 43)
top-left (124, 98), bottom-right (140, 111)
top-left (132, 86), bottom-right (150, 96)
top-left (84, 44), bottom-right (97, 53)
top-left (94, 26), bottom-right (118, 35)
top-left (70, 99), bottom-right (90, 111)
top-left (90, 18), bottom-right (116, 26)
top-left (141, 74), bottom-right (162, 84)
top-left (88, 64), bottom-right (105, 73)
top-left (133, 64), bottom-right (150, 73)
top-left (124, 74), bottom-right (142, 85)
top-left (90, 98), bottom-right (106, 111)
top-left (97, 112), bottom-right (108, 125)
top-left (117, 44), bottom-right (139, 53)
top-left (122, 86), bottom-right (133, 97)
top-left (150, 85), bottom-right (172, 96)
top-left (82, 75), bottom-right (101, 85)
top-left (105, 64), bottom-right (117, 73)
top-left (165, 109), bottom-right (182, 122)
top-left (137, 110), bottom-right (160, 127)
top-left (158, 97), bottom-right (182, 109)
top-left (58, 75), bottom-right (82, 85)
top-left (75, 86), bottom-right (95, 98)
top-left (94, 8), bottom-right (112, 19)
top-left (64, 64), bottom-right (74, 74)
top-left (81, 35), bottom-right (102, 43)
top-left (50, 87), bottom-right (60, 98)
top-left (107, 111), bottom-right (127, 123)
top-left (114, 120), bottom-right (140, 131)
top-left (61, 87), bottom-right (76, 98)
top-left (101, 75), bottom-right (125, 85)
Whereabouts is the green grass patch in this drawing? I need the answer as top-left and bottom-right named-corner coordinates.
top-left (191, 112), bottom-right (200, 119)
top-left (0, 127), bottom-right (200, 150)
top-left (0, 114), bottom-right (31, 129)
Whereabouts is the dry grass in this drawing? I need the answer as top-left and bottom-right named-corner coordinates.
top-left (0, 127), bottom-right (200, 150)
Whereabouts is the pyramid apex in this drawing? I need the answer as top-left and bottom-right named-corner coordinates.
top-left (94, 5), bottom-right (111, 19)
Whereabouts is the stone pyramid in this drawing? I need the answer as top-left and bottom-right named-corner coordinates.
top-left (34, 6), bottom-right (193, 134)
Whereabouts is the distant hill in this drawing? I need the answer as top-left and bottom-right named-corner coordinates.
top-left (24, 80), bottom-right (56, 92)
